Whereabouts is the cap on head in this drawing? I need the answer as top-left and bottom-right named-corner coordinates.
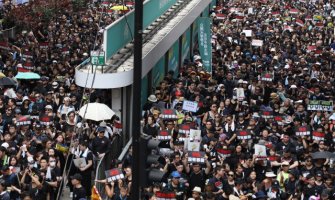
top-left (171, 171), bottom-right (181, 178)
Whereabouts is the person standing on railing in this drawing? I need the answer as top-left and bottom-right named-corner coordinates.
top-left (91, 126), bottom-right (111, 160)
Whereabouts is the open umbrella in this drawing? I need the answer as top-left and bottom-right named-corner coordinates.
top-left (111, 5), bottom-right (128, 11)
top-left (311, 151), bottom-right (333, 159)
top-left (79, 102), bottom-right (115, 121)
top-left (15, 72), bottom-right (41, 80)
top-left (0, 77), bottom-right (16, 86)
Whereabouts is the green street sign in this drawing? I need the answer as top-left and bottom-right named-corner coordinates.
top-left (90, 51), bottom-right (105, 65)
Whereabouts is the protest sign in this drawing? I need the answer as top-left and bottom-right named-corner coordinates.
top-left (274, 115), bottom-right (284, 125)
top-left (22, 51), bottom-right (33, 59)
top-left (283, 25), bottom-right (293, 32)
top-left (289, 8), bottom-right (300, 14)
top-left (254, 144), bottom-right (267, 160)
top-left (217, 148), bottom-right (231, 157)
top-left (189, 129), bottom-right (201, 141)
top-left (307, 45), bottom-right (317, 52)
top-left (156, 192), bottom-right (176, 200)
top-left (178, 124), bottom-right (191, 135)
top-left (23, 61), bottom-right (34, 71)
top-left (187, 151), bottom-right (205, 163)
top-left (39, 42), bottom-right (49, 49)
top-left (161, 109), bottom-right (178, 120)
top-left (296, 19), bottom-right (304, 27)
top-left (260, 73), bottom-right (274, 81)
top-left (187, 141), bottom-right (201, 151)
top-left (237, 130), bottom-right (251, 140)
top-left (182, 100), bottom-right (198, 112)
top-left (295, 126), bottom-right (311, 136)
top-left (157, 130), bottom-right (171, 141)
top-left (242, 30), bottom-right (252, 37)
top-left (252, 39), bottom-right (263, 47)
top-left (261, 111), bottom-right (273, 119)
top-left (216, 13), bottom-right (226, 20)
top-left (236, 88), bottom-right (245, 101)
top-left (307, 100), bottom-right (333, 111)
top-left (312, 131), bottom-right (325, 141)
top-left (105, 168), bottom-right (125, 182)
top-left (16, 116), bottom-right (31, 126)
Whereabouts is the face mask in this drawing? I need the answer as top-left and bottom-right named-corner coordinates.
top-left (49, 161), bottom-right (56, 168)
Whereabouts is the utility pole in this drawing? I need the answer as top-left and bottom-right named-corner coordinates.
top-left (131, 0), bottom-right (143, 199)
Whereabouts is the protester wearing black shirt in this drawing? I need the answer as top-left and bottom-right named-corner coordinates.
top-left (91, 126), bottom-right (111, 158)
top-left (71, 173), bottom-right (86, 200)
top-left (78, 141), bottom-right (93, 198)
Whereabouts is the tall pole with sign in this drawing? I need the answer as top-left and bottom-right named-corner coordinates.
top-left (90, 51), bottom-right (105, 73)
top-left (131, 0), bottom-right (143, 199)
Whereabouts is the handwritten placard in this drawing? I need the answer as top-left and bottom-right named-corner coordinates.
top-left (182, 100), bottom-right (198, 113)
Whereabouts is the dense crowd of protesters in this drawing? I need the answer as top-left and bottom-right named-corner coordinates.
top-left (0, 0), bottom-right (129, 200)
top-left (2, 0), bottom-right (335, 199)
top-left (127, 0), bottom-right (335, 200)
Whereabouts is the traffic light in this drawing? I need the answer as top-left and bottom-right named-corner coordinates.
top-left (139, 135), bottom-right (165, 187)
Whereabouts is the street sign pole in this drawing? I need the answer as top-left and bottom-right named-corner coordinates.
top-left (131, 0), bottom-right (143, 199)
top-left (90, 51), bottom-right (105, 73)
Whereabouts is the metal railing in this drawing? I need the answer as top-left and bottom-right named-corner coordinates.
top-left (56, 134), bottom-right (124, 200)
top-left (0, 26), bottom-right (16, 39)
top-left (95, 134), bottom-right (124, 199)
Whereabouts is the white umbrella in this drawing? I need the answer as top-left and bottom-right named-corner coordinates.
top-left (79, 102), bottom-right (115, 121)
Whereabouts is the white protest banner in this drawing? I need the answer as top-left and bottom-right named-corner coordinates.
top-left (248, 8), bottom-right (253, 14)
top-left (242, 30), bottom-right (252, 37)
top-left (252, 39), bottom-right (263, 47)
top-left (182, 100), bottom-right (198, 112)
top-left (307, 100), bottom-right (333, 111)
